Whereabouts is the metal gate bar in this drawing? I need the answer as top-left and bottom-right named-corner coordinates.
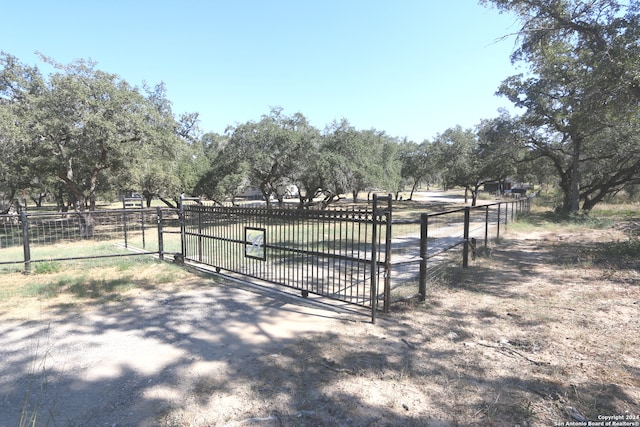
top-left (180, 199), bottom-right (391, 318)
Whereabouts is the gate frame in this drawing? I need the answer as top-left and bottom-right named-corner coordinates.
top-left (178, 195), bottom-right (393, 323)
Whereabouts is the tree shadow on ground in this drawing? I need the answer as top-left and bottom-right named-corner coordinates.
top-left (1, 227), bottom-right (638, 426)
top-left (1, 276), bottom-right (453, 426)
top-left (386, 227), bottom-right (639, 424)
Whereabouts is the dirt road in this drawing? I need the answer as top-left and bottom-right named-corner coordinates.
top-left (1, 224), bottom-right (638, 426)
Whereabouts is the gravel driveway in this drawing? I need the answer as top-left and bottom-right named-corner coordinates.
top-left (0, 275), bottom-right (361, 427)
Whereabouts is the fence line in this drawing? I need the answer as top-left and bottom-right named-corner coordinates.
top-left (384, 196), bottom-right (533, 302)
top-left (0, 208), bottom-right (177, 273)
top-left (416, 197), bottom-right (533, 299)
top-left (1, 195), bottom-right (533, 316)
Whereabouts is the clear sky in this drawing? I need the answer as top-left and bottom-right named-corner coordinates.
top-left (1, 0), bottom-right (522, 142)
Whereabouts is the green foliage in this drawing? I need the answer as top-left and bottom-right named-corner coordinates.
top-left (430, 123), bottom-right (517, 206)
top-left (0, 52), bottom-right (191, 210)
top-left (319, 120), bottom-right (402, 202)
top-left (220, 107), bottom-right (313, 207)
top-left (482, 0), bottom-right (640, 214)
top-left (10, 26), bottom-right (640, 213)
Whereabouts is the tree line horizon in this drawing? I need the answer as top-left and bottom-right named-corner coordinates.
top-left (2, 0), bottom-right (639, 214)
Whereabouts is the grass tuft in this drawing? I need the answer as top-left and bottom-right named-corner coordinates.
top-left (33, 261), bottom-right (62, 275)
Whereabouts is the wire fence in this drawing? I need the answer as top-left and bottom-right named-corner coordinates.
top-left (0, 208), bottom-right (182, 274)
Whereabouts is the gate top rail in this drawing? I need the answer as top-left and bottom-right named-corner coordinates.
top-left (183, 204), bottom-right (388, 223)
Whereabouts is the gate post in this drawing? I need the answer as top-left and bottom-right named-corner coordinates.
top-left (156, 207), bottom-right (164, 260)
top-left (496, 203), bottom-right (502, 240)
top-left (21, 211), bottom-right (31, 274)
top-left (178, 195), bottom-right (202, 263)
top-left (370, 195), bottom-right (379, 324)
top-left (179, 197), bottom-right (186, 262)
top-left (484, 205), bottom-right (489, 248)
top-left (463, 206), bottom-right (470, 268)
top-left (371, 194), bottom-right (393, 316)
top-left (419, 213), bottom-right (428, 301)
top-left (383, 194), bottom-right (392, 314)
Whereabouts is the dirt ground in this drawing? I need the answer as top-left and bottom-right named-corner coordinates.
top-left (0, 223), bottom-right (639, 426)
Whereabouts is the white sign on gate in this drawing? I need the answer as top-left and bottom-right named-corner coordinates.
top-left (244, 227), bottom-right (266, 260)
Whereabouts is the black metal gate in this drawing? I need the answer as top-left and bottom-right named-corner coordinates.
top-left (180, 195), bottom-right (392, 322)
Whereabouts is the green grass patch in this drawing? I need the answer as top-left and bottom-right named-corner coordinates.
top-left (542, 211), bottom-right (613, 228)
top-left (33, 261), bottom-right (62, 275)
top-left (0, 257), bottom-right (191, 313)
top-left (588, 238), bottom-right (640, 262)
top-left (67, 277), bottom-right (136, 298)
top-left (510, 209), bottom-right (616, 232)
top-left (10, 272), bottom-right (138, 300)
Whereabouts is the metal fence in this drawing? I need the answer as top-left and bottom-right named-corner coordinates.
top-left (387, 196), bottom-right (533, 301)
top-left (0, 208), bottom-right (181, 274)
top-left (180, 195), bottom-right (392, 322)
top-left (1, 195), bottom-right (532, 319)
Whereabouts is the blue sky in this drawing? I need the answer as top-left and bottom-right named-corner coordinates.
top-left (1, 0), bottom-right (522, 142)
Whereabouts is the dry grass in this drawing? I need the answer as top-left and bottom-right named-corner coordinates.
top-left (0, 257), bottom-right (189, 320)
top-left (157, 217), bottom-right (640, 426)
top-left (1, 206), bottom-right (639, 426)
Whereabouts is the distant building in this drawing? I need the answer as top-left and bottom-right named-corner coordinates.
top-left (484, 181), bottom-right (513, 193)
top-left (484, 180), bottom-right (530, 196)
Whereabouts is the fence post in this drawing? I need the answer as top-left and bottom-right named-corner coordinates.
top-left (462, 206), bottom-right (470, 268)
top-left (156, 207), bottom-right (164, 261)
top-left (20, 211), bottom-right (31, 274)
top-left (496, 202), bottom-right (502, 240)
top-left (123, 208), bottom-right (129, 248)
top-left (383, 194), bottom-right (392, 314)
top-left (141, 209), bottom-right (146, 249)
top-left (123, 197), bottom-right (145, 249)
top-left (505, 202), bottom-right (509, 232)
top-left (370, 195), bottom-right (379, 324)
top-left (419, 213), bottom-right (428, 301)
top-left (484, 205), bottom-right (489, 248)
top-left (197, 207), bottom-right (203, 263)
top-left (179, 197), bottom-right (186, 262)
top-left (511, 200), bottom-right (515, 222)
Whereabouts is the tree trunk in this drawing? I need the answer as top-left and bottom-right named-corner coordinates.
top-left (159, 197), bottom-right (178, 208)
top-left (260, 182), bottom-right (272, 209)
top-left (409, 180), bottom-right (419, 201)
top-left (78, 211), bottom-right (95, 238)
top-left (471, 184), bottom-right (481, 207)
top-left (1, 188), bottom-right (17, 214)
top-left (570, 136), bottom-right (581, 213)
top-left (30, 193), bottom-right (46, 207)
top-left (143, 190), bottom-right (154, 208)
